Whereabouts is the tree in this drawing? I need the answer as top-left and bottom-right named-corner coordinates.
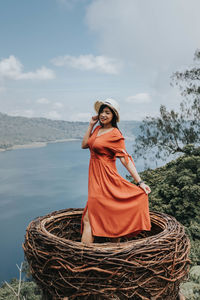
top-left (171, 48), bottom-right (200, 125)
top-left (133, 49), bottom-right (200, 161)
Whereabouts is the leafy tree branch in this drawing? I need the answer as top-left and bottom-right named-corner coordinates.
top-left (134, 50), bottom-right (200, 161)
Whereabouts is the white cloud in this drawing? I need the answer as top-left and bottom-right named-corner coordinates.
top-left (10, 109), bottom-right (35, 118)
top-left (19, 67), bottom-right (55, 80)
top-left (51, 54), bottom-right (122, 74)
top-left (36, 99), bottom-right (63, 111)
top-left (121, 110), bottom-right (158, 121)
top-left (0, 55), bottom-right (55, 80)
top-left (43, 110), bottom-right (62, 120)
top-left (69, 112), bottom-right (92, 122)
top-left (36, 98), bottom-right (50, 104)
top-left (53, 102), bottom-right (63, 108)
top-left (86, 0), bottom-right (200, 70)
top-left (126, 93), bottom-right (151, 104)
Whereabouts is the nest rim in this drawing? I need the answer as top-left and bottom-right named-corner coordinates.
top-left (35, 208), bottom-right (182, 250)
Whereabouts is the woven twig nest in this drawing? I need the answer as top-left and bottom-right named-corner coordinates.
top-left (23, 208), bottom-right (190, 300)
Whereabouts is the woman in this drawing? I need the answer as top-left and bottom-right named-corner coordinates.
top-left (81, 98), bottom-right (151, 245)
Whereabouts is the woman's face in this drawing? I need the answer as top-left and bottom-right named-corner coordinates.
top-left (99, 106), bottom-right (113, 126)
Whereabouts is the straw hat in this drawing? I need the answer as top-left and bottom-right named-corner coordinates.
top-left (94, 98), bottom-right (120, 122)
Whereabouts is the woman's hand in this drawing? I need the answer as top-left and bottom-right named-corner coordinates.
top-left (139, 183), bottom-right (151, 195)
top-left (89, 115), bottom-right (99, 127)
top-left (82, 115), bottom-right (99, 149)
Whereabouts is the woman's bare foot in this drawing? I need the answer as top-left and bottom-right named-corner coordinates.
top-left (111, 237), bottom-right (121, 243)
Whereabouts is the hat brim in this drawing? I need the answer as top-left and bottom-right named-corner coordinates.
top-left (94, 101), bottom-right (120, 122)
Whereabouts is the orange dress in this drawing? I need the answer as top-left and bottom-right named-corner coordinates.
top-left (82, 125), bottom-right (151, 237)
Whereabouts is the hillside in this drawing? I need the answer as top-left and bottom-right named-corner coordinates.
top-left (0, 112), bottom-right (141, 150)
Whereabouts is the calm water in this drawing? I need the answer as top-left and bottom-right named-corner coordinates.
top-left (0, 139), bottom-right (161, 283)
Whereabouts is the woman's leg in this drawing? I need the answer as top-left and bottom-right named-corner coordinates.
top-left (178, 291), bottom-right (185, 300)
top-left (81, 209), bottom-right (94, 245)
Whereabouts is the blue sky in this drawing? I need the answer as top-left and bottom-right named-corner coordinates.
top-left (0, 0), bottom-right (200, 121)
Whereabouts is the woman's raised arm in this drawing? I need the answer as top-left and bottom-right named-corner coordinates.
top-left (81, 115), bottom-right (98, 149)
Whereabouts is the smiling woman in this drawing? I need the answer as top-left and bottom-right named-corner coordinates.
top-left (81, 98), bottom-right (151, 245)
top-left (98, 106), bottom-right (114, 127)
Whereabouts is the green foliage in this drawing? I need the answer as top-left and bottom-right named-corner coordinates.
top-left (181, 266), bottom-right (200, 299)
top-left (0, 262), bottom-right (43, 300)
top-left (186, 231), bottom-right (200, 266)
top-left (139, 147), bottom-right (200, 228)
top-left (180, 281), bottom-right (200, 300)
top-left (129, 147), bottom-right (200, 266)
top-left (0, 279), bottom-right (42, 300)
top-left (190, 266), bottom-right (200, 284)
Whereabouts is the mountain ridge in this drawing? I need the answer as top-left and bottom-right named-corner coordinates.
top-left (0, 112), bottom-right (141, 150)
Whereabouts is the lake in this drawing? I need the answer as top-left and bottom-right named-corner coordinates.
top-left (0, 139), bottom-right (165, 284)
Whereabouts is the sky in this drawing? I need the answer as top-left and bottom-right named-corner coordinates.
top-left (0, 0), bottom-right (200, 121)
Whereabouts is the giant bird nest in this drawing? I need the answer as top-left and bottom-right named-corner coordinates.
top-left (23, 208), bottom-right (190, 300)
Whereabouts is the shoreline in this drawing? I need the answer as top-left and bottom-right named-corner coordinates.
top-left (0, 138), bottom-right (81, 152)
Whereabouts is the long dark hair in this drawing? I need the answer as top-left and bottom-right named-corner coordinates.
top-left (98, 104), bottom-right (119, 129)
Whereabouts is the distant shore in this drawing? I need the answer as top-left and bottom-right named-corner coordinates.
top-left (0, 138), bottom-right (80, 152)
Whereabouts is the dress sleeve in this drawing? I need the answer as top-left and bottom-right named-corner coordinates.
top-left (111, 132), bottom-right (135, 166)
